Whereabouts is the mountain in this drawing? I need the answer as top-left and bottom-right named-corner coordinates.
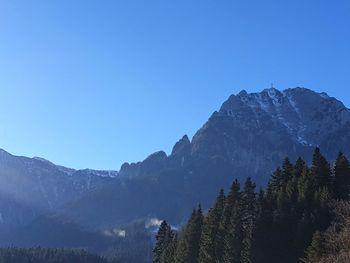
top-left (3, 87), bottom-right (350, 253)
top-left (0, 149), bottom-right (117, 229)
top-left (120, 87), bottom-right (350, 181)
top-left (59, 87), bottom-right (350, 227)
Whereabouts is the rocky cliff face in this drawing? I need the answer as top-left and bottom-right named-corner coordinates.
top-left (118, 87), bottom-right (350, 185)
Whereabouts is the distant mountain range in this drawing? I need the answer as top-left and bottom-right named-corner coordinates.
top-left (1, 87), bottom-right (350, 249)
top-left (0, 149), bottom-right (116, 229)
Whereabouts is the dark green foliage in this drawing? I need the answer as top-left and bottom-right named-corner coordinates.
top-left (0, 247), bottom-right (112, 263)
top-left (294, 157), bottom-right (307, 179)
top-left (198, 190), bottom-right (225, 263)
top-left (155, 148), bottom-right (350, 263)
top-left (159, 233), bottom-right (177, 263)
top-left (282, 158), bottom-right (294, 189)
top-left (268, 167), bottom-right (283, 195)
top-left (153, 221), bottom-right (173, 263)
top-left (240, 178), bottom-right (257, 263)
top-left (311, 147), bottom-right (332, 189)
top-left (153, 220), bottom-right (178, 263)
top-left (334, 152), bottom-right (350, 200)
top-left (175, 207), bottom-right (203, 263)
top-left (222, 180), bottom-right (243, 263)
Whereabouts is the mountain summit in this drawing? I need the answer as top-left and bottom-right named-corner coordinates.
top-left (58, 87), bottom-right (350, 228)
top-left (121, 87), bottom-right (350, 184)
top-left (3, 87), bottom-right (350, 229)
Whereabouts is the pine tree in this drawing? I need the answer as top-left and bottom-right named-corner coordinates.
top-left (298, 167), bottom-right (314, 208)
top-left (199, 190), bottom-right (225, 263)
top-left (282, 158), bottom-right (294, 189)
top-left (219, 180), bottom-right (241, 263)
top-left (188, 206), bottom-right (204, 263)
top-left (153, 221), bottom-right (172, 263)
top-left (160, 233), bottom-right (178, 263)
top-left (222, 185), bottom-right (243, 263)
top-left (334, 152), bottom-right (350, 200)
top-left (175, 207), bottom-right (203, 263)
top-left (311, 148), bottom-right (331, 189)
top-left (294, 157), bottom-right (306, 179)
top-left (240, 178), bottom-right (257, 263)
top-left (252, 189), bottom-right (275, 263)
top-left (221, 180), bottom-right (241, 230)
top-left (268, 167), bottom-right (283, 195)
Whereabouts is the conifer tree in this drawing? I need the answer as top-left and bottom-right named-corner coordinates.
top-left (252, 189), bottom-right (275, 263)
top-left (175, 207), bottom-right (203, 263)
top-left (311, 148), bottom-right (331, 189)
top-left (297, 167), bottom-right (314, 208)
top-left (153, 221), bottom-right (172, 263)
top-left (221, 180), bottom-right (241, 230)
top-left (334, 152), bottom-right (350, 200)
top-left (240, 178), bottom-right (257, 263)
top-left (156, 150), bottom-right (344, 263)
top-left (160, 233), bottom-right (178, 263)
top-left (268, 167), bottom-right (283, 195)
top-left (219, 180), bottom-right (241, 262)
top-left (188, 206), bottom-right (204, 263)
top-left (282, 158), bottom-right (294, 189)
top-left (222, 183), bottom-right (243, 263)
top-left (199, 190), bottom-right (225, 263)
top-left (294, 157), bottom-right (306, 179)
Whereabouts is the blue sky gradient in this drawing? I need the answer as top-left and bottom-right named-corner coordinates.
top-left (0, 0), bottom-right (349, 169)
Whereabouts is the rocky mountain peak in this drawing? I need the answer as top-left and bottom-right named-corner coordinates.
top-left (171, 135), bottom-right (191, 156)
top-left (33, 86), bottom-right (350, 230)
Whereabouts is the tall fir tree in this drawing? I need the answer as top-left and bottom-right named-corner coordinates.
top-left (160, 233), bottom-right (178, 263)
top-left (222, 183), bottom-right (243, 263)
top-left (240, 178), bottom-right (257, 263)
top-left (153, 221), bottom-right (173, 263)
top-left (333, 152), bottom-right (350, 200)
top-left (175, 207), bottom-right (203, 263)
top-left (282, 158), bottom-right (294, 189)
top-left (294, 157), bottom-right (306, 179)
top-left (311, 148), bottom-right (331, 189)
top-left (268, 167), bottom-right (283, 195)
top-left (199, 190), bottom-right (225, 263)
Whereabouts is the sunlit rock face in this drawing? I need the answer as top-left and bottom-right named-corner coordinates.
top-left (0, 149), bottom-right (116, 229)
top-left (119, 87), bottom-right (350, 185)
top-left (190, 87), bottom-right (350, 184)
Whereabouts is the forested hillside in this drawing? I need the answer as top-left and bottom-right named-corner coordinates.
top-left (153, 148), bottom-right (350, 263)
top-left (0, 247), bottom-right (111, 263)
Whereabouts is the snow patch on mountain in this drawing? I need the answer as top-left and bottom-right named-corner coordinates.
top-left (234, 87), bottom-right (326, 146)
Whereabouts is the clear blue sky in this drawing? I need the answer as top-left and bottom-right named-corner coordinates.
top-left (0, 0), bottom-right (349, 170)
